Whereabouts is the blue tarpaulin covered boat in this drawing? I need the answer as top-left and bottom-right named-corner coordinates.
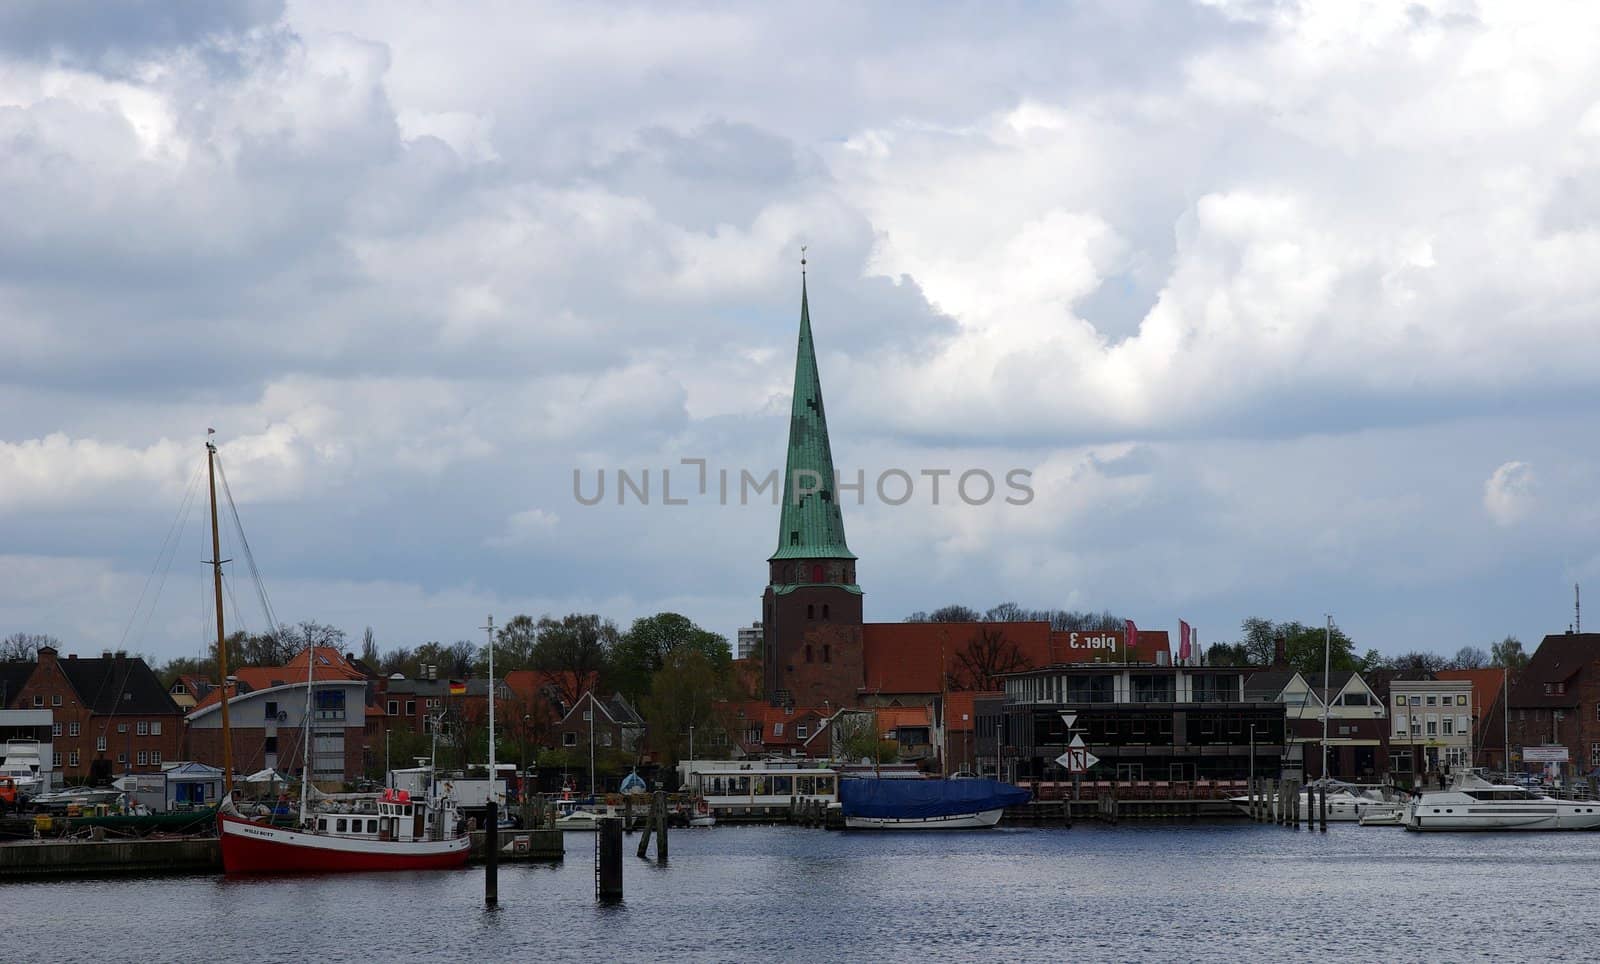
top-left (838, 778), bottom-right (1031, 829)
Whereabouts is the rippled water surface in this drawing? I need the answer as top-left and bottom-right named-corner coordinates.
top-left (6, 823), bottom-right (1597, 962)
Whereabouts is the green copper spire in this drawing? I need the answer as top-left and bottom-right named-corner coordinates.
top-left (770, 269), bottom-right (855, 562)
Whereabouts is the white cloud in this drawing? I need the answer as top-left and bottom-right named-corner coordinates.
top-left (1484, 460), bottom-right (1536, 527)
top-left (486, 508), bottom-right (560, 548)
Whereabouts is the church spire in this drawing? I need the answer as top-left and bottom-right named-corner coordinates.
top-left (770, 261), bottom-right (855, 562)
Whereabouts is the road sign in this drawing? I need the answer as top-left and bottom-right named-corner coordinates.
top-left (1054, 748), bottom-right (1100, 773)
top-left (1059, 712), bottom-right (1077, 729)
top-left (1069, 734), bottom-right (1086, 749)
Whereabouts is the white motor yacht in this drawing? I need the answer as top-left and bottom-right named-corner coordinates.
top-left (1403, 771), bottom-right (1600, 831)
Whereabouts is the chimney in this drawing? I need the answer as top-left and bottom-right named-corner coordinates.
top-left (102, 650), bottom-right (113, 660)
top-left (1272, 635), bottom-right (1287, 668)
top-left (67, 654), bottom-right (76, 661)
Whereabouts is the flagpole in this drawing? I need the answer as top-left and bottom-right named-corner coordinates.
top-left (1322, 614), bottom-right (1332, 782)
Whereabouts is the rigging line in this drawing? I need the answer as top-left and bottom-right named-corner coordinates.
top-left (213, 455), bottom-right (280, 635)
top-left (116, 459), bottom-right (204, 653)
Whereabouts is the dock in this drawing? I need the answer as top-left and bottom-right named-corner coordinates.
top-left (0, 830), bottom-right (561, 880)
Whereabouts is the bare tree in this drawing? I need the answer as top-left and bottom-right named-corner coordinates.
top-left (1449, 645), bottom-right (1490, 669)
top-left (948, 626), bottom-right (1032, 691)
top-left (1, 632), bottom-right (59, 661)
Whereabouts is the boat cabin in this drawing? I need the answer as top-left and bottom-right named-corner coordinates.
top-left (312, 788), bottom-right (447, 842)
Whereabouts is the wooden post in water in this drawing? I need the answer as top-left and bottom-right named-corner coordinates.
top-left (485, 797), bottom-right (499, 905)
top-left (655, 790), bottom-right (669, 862)
top-left (1319, 783), bottom-right (1328, 830)
top-left (623, 794), bottom-right (633, 834)
top-left (636, 803), bottom-right (654, 858)
top-left (596, 816), bottom-right (623, 902)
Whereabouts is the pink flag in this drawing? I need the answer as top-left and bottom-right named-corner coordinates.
top-left (1179, 620), bottom-right (1192, 662)
top-left (1125, 619), bottom-right (1138, 657)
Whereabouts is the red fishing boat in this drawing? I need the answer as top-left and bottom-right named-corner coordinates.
top-left (218, 788), bottom-right (470, 874)
top-left (197, 435), bottom-right (471, 874)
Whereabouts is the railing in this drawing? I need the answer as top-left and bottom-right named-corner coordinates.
top-left (1026, 779), bottom-right (1249, 802)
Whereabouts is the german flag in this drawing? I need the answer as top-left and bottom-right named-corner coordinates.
top-left (449, 680), bottom-right (467, 696)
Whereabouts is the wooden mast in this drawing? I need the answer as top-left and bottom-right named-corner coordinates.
top-left (207, 436), bottom-right (235, 795)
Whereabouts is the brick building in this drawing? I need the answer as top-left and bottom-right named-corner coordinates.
top-left (2, 646), bottom-right (182, 783)
top-left (1506, 632), bottom-right (1600, 778)
top-left (186, 647), bottom-right (370, 786)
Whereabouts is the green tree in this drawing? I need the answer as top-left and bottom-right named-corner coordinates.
top-left (1490, 636), bottom-right (1529, 669)
top-left (532, 614), bottom-right (620, 706)
top-left (495, 614), bottom-right (540, 671)
top-left (641, 647), bottom-right (729, 770)
top-left (1234, 618), bottom-right (1358, 675)
top-left (1205, 642), bottom-right (1250, 666)
top-left (611, 612), bottom-right (729, 703)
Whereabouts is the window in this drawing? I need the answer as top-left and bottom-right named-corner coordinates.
top-left (264, 701), bottom-right (278, 720)
top-left (264, 736), bottom-right (278, 754)
top-left (117, 752), bottom-right (126, 764)
top-left (171, 683), bottom-right (186, 695)
top-left (1394, 716), bottom-right (1407, 736)
top-left (32, 695), bottom-right (42, 707)
top-left (151, 721), bottom-right (161, 735)
top-left (137, 721), bottom-right (149, 736)
top-left (52, 722), bottom-right (62, 737)
top-left (823, 644), bottom-right (831, 663)
top-left (1426, 716), bottom-right (1437, 737)
top-left (807, 604), bottom-right (815, 619)
top-left (52, 694), bottom-right (61, 706)
top-left (1409, 696), bottom-right (1420, 706)
top-left (1442, 717), bottom-right (1453, 736)
top-left (96, 735), bottom-right (107, 751)
top-left (137, 751), bottom-right (148, 766)
top-left (337, 819), bottom-right (348, 833)
top-left (602, 732), bottom-right (612, 747)
top-left (1592, 743), bottom-right (1600, 767)
top-left (117, 723), bottom-right (127, 734)
top-left (69, 751), bottom-right (79, 767)
top-left (773, 723), bottom-right (784, 737)
top-left (1456, 715), bottom-right (1468, 734)
top-left (797, 724), bottom-right (809, 739)
top-left (52, 752), bottom-right (62, 767)
top-left (151, 750), bottom-right (161, 765)
top-left (387, 699), bottom-right (398, 715)
top-left (405, 700), bottom-right (416, 716)
top-left (563, 732), bottom-right (577, 747)
top-left (1426, 696), bottom-right (1437, 706)
top-left (69, 722), bottom-right (80, 737)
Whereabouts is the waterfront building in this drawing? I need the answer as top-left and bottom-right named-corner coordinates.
top-left (1244, 670), bottom-right (1387, 781)
top-left (1386, 677), bottom-right (1474, 782)
top-left (166, 674), bottom-right (214, 712)
top-left (2, 646), bottom-right (181, 783)
top-left (1506, 631), bottom-right (1600, 780)
top-left (186, 647), bottom-right (370, 786)
top-left (0, 708), bottom-right (55, 790)
top-left (985, 663), bottom-right (1286, 784)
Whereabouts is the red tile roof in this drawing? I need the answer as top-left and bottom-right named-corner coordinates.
top-left (861, 621), bottom-right (1054, 694)
top-left (1435, 668), bottom-right (1508, 715)
top-left (876, 706), bottom-right (932, 734)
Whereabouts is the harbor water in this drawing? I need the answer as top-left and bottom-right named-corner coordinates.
top-left (5, 822), bottom-right (1596, 962)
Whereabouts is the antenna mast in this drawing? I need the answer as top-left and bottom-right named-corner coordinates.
top-left (1577, 583), bottom-right (1582, 634)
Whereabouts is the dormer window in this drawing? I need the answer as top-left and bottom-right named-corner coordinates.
top-left (790, 531), bottom-right (800, 546)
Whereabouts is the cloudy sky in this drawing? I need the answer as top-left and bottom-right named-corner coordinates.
top-left (3, 0), bottom-right (1597, 665)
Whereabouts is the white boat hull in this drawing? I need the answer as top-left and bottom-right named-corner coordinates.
top-left (1405, 801), bottom-right (1600, 831)
top-left (844, 807), bottom-right (1005, 830)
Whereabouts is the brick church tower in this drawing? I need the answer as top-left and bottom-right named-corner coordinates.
top-left (762, 267), bottom-right (864, 708)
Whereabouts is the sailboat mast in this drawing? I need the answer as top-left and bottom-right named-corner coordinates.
top-left (483, 615), bottom-right (495, 810)
top-left (207, 439), bottom-right (234, 796)
top-left (299, 632), bottom-right (314, 823)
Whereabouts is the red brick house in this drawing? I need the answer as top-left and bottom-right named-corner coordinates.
top-left (1506, 632), bottom-right (1600, 777)
top-left (3, 646), bottom-right (182, 783)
